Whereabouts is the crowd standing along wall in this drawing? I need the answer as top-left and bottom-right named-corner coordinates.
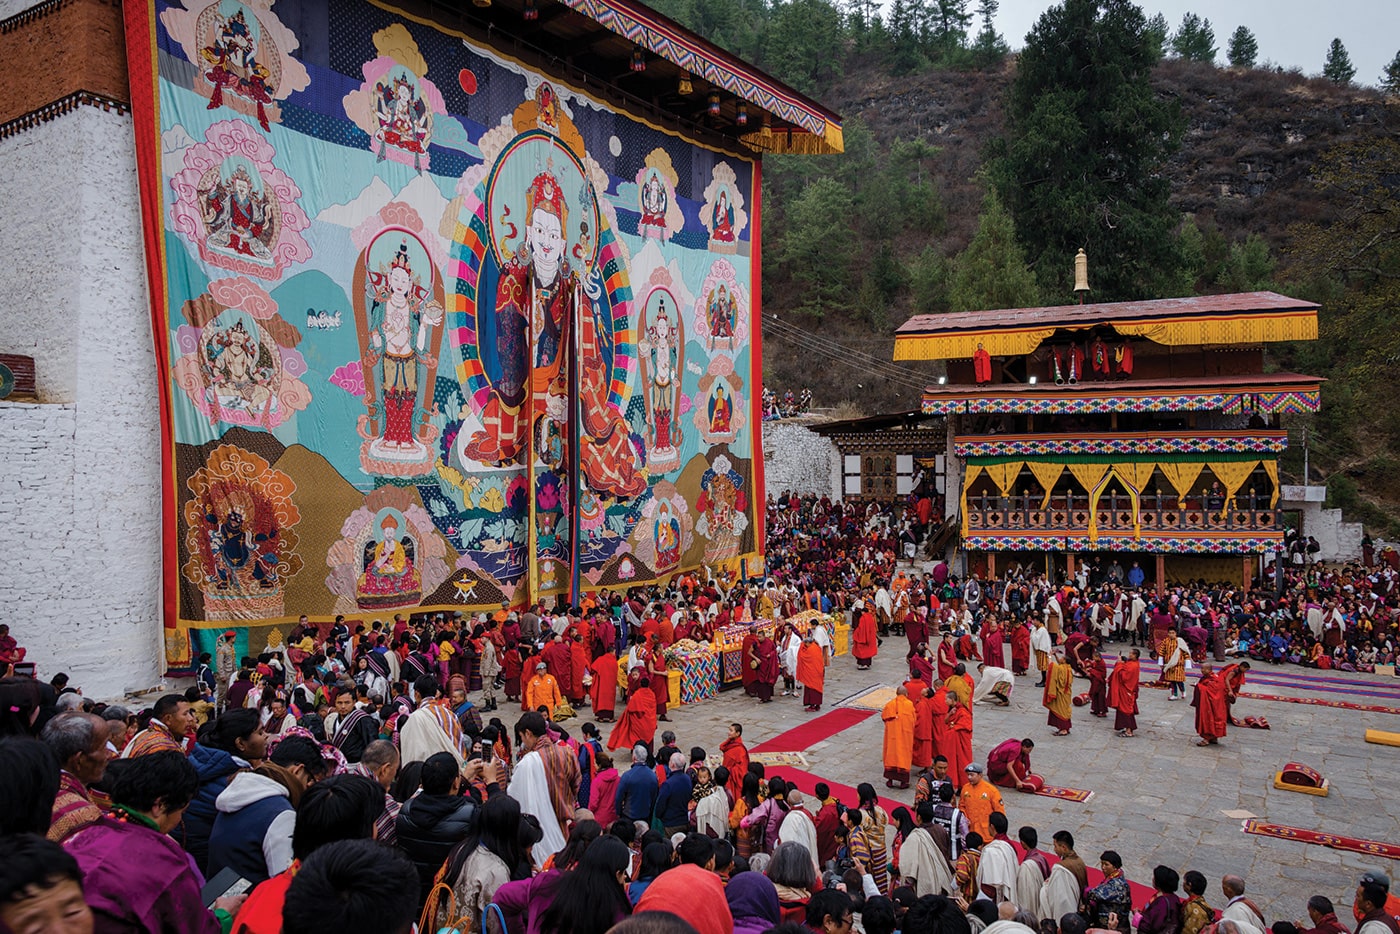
top-left (0, 105), bottom-right (165, 697)
top-left (125, 0), bottom-right (768, 669)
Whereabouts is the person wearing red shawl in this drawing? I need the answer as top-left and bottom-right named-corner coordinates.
top-left (500, 641), bottom-right (523, 701)
top-left (1009, 622), bottom-right (1031, 675)
top-left (1220, 660), bottom-right (1251, 725)
top-left (853, 604), bottom-right (879, 670)
top-left (627, 642), bottom-right (651, 697)
top-left (797, 635), bottom-right (827, 711)
top-left (720, 723), bottom-right (749, 802)
top-left (1109, 648), bottom-right (1141, 737)
top-left (541, 635), bottom-right (572, 701)
top-left (658, 612), bottom-right (676, 646)
top-left (928, 680), bottom-right (951, 762)
top-left (906, 607), bottom-right (929, 652)
top-left (981, 619), bottom-right (1005, 669)
top-left (1063, 632), bottom-right (1091, 676)
top-left (1086, 646), bottom-right (1109, 718)
top-left (607, 679), bottom-right (658, 752)
top-left (956, 632), bottom-right (982, 663)
top-left (567, 633), bottom-right (589, 705)
top-left (648, 635), bottom-right (671, 721)
top-left (912, 688), bottom-right (936, 770)
top-left (945, 693), bottom-right (973, 789)
top-left (753, 632), bottom-right (780, 702)
top-left (909, 645), bottom-right (935, 686)
top-left (740, 630), bottom-right (760, 696)
top-left (936, 634), bottom-right (957, 681)
top-left (1191, 663), bottom-right (1229, 746)
top-left (986, 737), bottom-right (1043, 792)
top-left (589, 651), bottom-right (619, 721)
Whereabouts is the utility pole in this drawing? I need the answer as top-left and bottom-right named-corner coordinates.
top-left (1303, 427), bottom-right (1309, 487)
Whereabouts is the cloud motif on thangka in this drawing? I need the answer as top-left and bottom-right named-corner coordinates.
top-left (329, 362), bottom-right (365, 397)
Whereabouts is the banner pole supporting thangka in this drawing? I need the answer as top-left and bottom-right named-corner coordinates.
top-left (526, 279), bottom-right (539, 611)
top-left (568, 277), bottom-right (582, 608)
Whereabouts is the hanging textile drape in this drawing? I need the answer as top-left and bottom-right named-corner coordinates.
top-left (1262, 460), bottom-right (1280, 508)
top-left (1026, 461), bottom-right (1065, 508)
top-left (1157, 462), bottom-right (1205, 503)
top-left (984, 461), bottom-right (1024, 497)
top-left (1066, 463), bottom-right (1112, 543)
top-left (1207, 460), bottom-right (1261, 507)
top-left (960, 464), bottom-right (986, 523)
top-left (1112, 462), bottom-right (1159, 539)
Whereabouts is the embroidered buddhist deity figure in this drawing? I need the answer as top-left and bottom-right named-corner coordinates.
top-left (199, 7), bottom-right (274, 128)
top-left (374, 74), bottom-right (430, 170)
top-left (712, 189), bottom-right (735, 244)
top-left (708, 384), bottom-right (733, 435)
top-left (204, 319), bottom-right (276, 416)
top-left (707, 283), bottom-right (737, 351)
top-left (356, 511), bottom-right (423, 608)
top-left (363, 237), bottom-right (444, 464)
top-left (203, 166), bottom-right (273, 261)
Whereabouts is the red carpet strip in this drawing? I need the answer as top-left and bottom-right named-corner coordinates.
top-left (1238, 692), bottom-right (1400, 715)
top-left (1035, 785), bottom-right (1094, 803)
top-left (1241, 819), bottom-right (1400, 859)
top-left (751, 708), bottom-right (877, 753)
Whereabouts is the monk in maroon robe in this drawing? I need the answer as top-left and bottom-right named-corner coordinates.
top-left (1010, 622), bottom-right (1031, 675)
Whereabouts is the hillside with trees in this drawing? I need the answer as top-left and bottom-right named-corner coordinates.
top-left (647, 0), bottom-right (1400, 533)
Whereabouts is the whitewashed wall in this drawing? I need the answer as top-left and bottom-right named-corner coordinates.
top-left (761, 421), bottom-right (840, 500)
top-left (0, 106), bottom-right (164, 698)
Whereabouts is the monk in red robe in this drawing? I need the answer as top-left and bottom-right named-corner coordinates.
top-left (720, 724), bottom-right (749, 801)
top-left (740, 631), bottom-right (759, 696)
top-left (1220, 660), bottom-right (1251, 726)
top-left (1009, 622), bottom-right (1031, 675)
top-left (945, 694), bottom-right (973, 789)
top-left (981, 619), bottom-right (1005, 669)
top-left (797, 636), bottom-right (827, 711)
top-left (853, 606), bottom-right (879, 670)
top-left (1086, 647), bottom-right (1109, 718)
top-left (1108, 648), bottom-right (1140, 737)
top-left (542, 635), bottom-right (573, 701)
top-left (1191, 663), bottom-right (1229, 746)
top-left (936, 634), bottom-right (957, 680)
top-left (648, 635), bottom-right (671, 721)
top-left (607, 679), bottom-right (658, 752)
top-left (956, 632), bottom-right (982, 663)
top-left (753, 632), bottom-right (779, 702)
top-left (912, 688), bottom-right (935, 770)
top-left (568, 633), bottom-right (589, 704)
top-left (589, 651), bottom-right (619, 721)
top-left (928, 680), bottom-right (951, 763)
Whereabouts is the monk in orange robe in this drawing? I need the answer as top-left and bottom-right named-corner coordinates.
top-left (1191, 663), bottom-right (1229, 746)
top-left (945, 694), bottom-right (973, 788)
top-left (853, 605), bottom-right (879, 670)
top-left (607, 679), bottom-right (658, 752)
top-left (589, 651), bottom-right (620, 721)
top-left (797, 636), bottom-right (827, 711)
top-left (881, 685), bottom-right (917, 788)
top-left (912, 688), bottom-right (935, 770)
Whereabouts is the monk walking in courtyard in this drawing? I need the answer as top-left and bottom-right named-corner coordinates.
top-left (882, 685), bottom-right (917, 788)
top-left (1043, 651), bottom-right (1074, 736)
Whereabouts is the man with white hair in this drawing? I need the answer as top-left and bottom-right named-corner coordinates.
top-left (654, 751), bottom-right (693, 837)
top-left (1220, 875), bottom-right (1267, 933)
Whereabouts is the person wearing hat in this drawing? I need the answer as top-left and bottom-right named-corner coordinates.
top-left (956, 762), bottom-right (1004, 843)
top-left (1355, 872), bottom-right (1400, 934)
top-left (523, 661), bottom-right (562, 719)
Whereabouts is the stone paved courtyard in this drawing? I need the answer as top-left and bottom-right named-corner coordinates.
top-left (649, 639), bottom-right (1400, 919)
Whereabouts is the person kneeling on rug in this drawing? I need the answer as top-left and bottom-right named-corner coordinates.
top-left (986, 737), bottom-right (1044, 793)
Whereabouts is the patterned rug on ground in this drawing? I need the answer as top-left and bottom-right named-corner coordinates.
top-left (750, 708), bottom-right (877, 753)
top-left (1241, 820), bottom-right (1400, 859)
top-left (1239, 692), bottom-right (1400, 715)
top-left (838, 685), bottom-right (898, 711)
top-left (1035, 785), bottom-right (1094, 803)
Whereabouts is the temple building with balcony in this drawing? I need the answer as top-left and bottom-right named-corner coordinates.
top-left (892, 289), bottom-right (1322, 589)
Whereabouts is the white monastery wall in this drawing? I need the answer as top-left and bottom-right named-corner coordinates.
top-left (0, 106), bottom-right (164, 698)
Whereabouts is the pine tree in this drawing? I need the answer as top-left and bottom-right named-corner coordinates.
top-left (948, 189), bottom-right (1041, 312)
top-left (969, 0), bottom-right (1009, 67)
top-left (1169, 13), bottom-right (1217, 64)
top-left (1322, 38), bottom-right (1355, 85)
top-left (1143, 13), bottom-right (1169, 60)
top-left (926, 0), bottom-right (972, 63)
top-left (988, 0), bottom-right (1186, 301)
top-left (1383, 51), bottom-right (1400, 94)
top-left (1226, 26), bottom-right (1258, 69)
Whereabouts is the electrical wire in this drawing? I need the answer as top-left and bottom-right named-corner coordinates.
top-left (763, 316), bottom-right (935, 390)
